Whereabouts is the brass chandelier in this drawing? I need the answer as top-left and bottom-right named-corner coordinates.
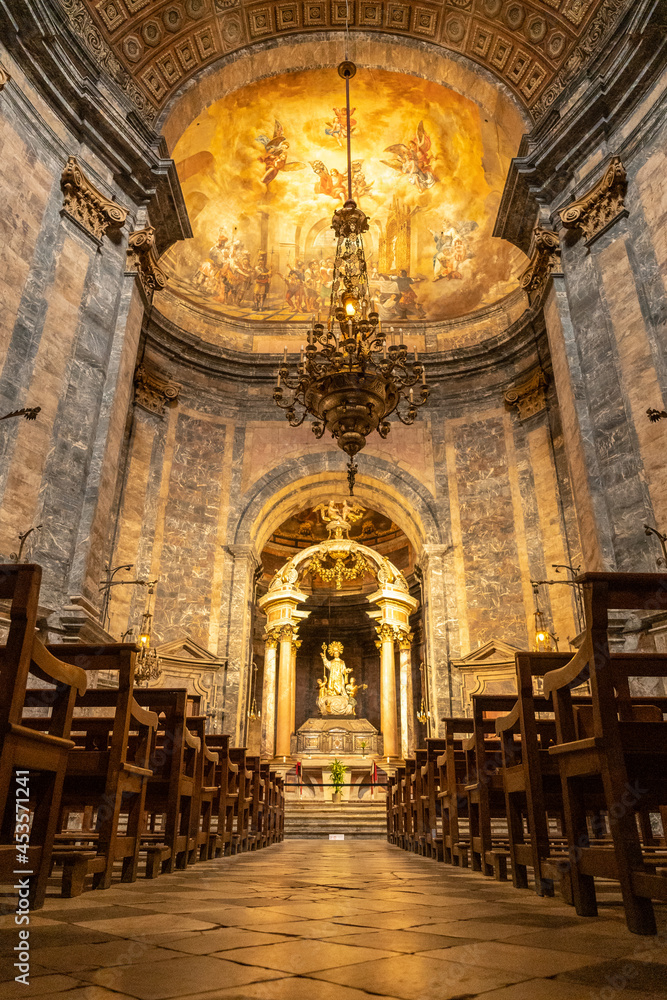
top-left (273, 59), bottom-right (430, 494)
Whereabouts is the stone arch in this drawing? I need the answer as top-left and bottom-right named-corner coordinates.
top-left (227, 450), bottom-right (444, 554)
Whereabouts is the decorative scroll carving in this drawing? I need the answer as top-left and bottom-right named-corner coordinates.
top-left (263, 629), bottom-right (280, 650)
top-left (504, 369), bottom-right (548, 420)
top-left (0, 63), bottom-right (10, 89)
top-left (276, 623), bottom-right (298, 643)
top-left (127, 226), bottom-right (167, 297)
top-left (134, 363), bottom-right (180, 414)
top-left (520, 227), bottom-right (561, 302)
top-left (375, 623), bottom-right (398, 644)
top-left (397, 630), bottom-right (414, 651)
top-left (61, 156), bottom-right (128, 240)
top-left (559, 157), bottom-right (628, 244)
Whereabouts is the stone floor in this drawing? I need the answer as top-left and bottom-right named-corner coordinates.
top-left (2, 842), bottom-right (667, 1000)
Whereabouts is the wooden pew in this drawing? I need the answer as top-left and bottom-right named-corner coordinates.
top-left (386, 773), bottom-right (399, 844)
top-left (407, 750), bottom-right (427, 852)
top-left (0, 564), bottom-right (87, 909)
top-left (417, 739), bottom-right (447, 859)
top-left (274, 772), bottom-right (285, 843)
top-left (436, 718), bottom-right (475, 867)
top-left (134, 688), bottom-right (200, 874)
top-left (206, 734), bottom-right (236, 857)
top-left (495, 651), bottom-right (583, 899)
top-left (464, 695), bottom-right (517, 879)
top-left (187, 716), bottom-right (220, 863)
top-left (39, 645), bottom-right (158, 896)
top-left (228, 747), bottom-right (252, 853)
top-left (543, 572), bottom-right (667, 935)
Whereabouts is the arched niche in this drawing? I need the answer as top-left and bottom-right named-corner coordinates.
top-left (258, 519), bottom-right (418, 761)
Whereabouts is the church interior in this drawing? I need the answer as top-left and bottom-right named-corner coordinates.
top-left (1, 0), bottom-right (667, 997)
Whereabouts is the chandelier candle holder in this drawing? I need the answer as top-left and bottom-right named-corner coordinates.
top-left (135, 584), bottom-right (161, 685)
top-left (273, 60), bottom-right (430, 495)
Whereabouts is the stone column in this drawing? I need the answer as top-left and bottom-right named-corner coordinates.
top-left (261, 631), bottom-right (278, 757)
top-left (376, 623), bottom-right (399, 758)
top-left (398, 630), bottom-right (415, 758)
top-left (276, 624), bottom-right (296, 758)
top-left (290, 636), bottom-right (300, 737)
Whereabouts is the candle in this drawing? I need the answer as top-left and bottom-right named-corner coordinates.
top-left (414, 347), bottom-right (419, 361)
top-left (422, 366), bottom-right (426, 385)
top-left (277, 372), bottom-right (281, 387)
top-left (300, 344), bottom-right (304, 362)
top-left (409, 388), bottom-right (414, 403)
top-left (283, 346), bottom-right (287, 361)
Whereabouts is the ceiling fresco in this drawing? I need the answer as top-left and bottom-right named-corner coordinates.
top-left (161, 67), bottom-right (526, 323)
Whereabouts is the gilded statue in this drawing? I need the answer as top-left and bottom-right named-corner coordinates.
top-left (320, 641), bottom-right (349, 695)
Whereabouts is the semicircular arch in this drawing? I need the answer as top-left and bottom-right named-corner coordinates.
top-left (227, 451), bottom-right (444, 554)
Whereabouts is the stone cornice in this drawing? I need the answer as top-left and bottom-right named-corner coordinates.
top-left (0, 0), bottom-right (191, 251)
top-left (493, 0), bottom-right (664, 252)
top-left (61, 156), bottom-right (128, 240)
top-left (558, 157), bottom-right (628, 245)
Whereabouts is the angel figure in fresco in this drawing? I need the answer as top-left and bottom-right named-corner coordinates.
top-left (431, 218), bottom-right (478, 281)
top-left (315, 499), bottom-right (365, 538)
top-left (382, 121), bottom-right (436, 192)
top-left (351, 160), bottom-right (374, 200)
top-left (256, 120), bottom-right (305, 187)
top-left (310, 161), bottom-right (347, 201)
top-left (324, 106), bottom-right (357, 146)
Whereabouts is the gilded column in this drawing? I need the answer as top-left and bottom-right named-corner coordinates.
top-left (276, 624), bottom-right (296, 758)
top-left (261, 630), bottom-right (279, 757)
top-left (376, 623), bottom-right (399, 758)
top-left (398, 631), bottom-right (414, 759)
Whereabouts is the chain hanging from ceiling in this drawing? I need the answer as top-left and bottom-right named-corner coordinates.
top-left (272, 55), bottom-right (430, 495)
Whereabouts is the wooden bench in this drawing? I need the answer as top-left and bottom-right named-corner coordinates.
top-left (187, 716), bottom-right (220, 863)
top-left (38, 644), bottom-right (158, 896)
top-left (543, 572), bottom-right (667, 935)
top-left (134, 688), bottom-right (200, 874)
top-left (229, 747), bottom-right (252, 853)
top-left (436, 719), bottom-right (475, 867)
top-left (418, 738), bottom-right (447, 860)
top-left (0, 564), bottom-right (87, 909)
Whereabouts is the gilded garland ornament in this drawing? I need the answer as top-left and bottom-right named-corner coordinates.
top-left (308, 548), bottom-right (371, 590)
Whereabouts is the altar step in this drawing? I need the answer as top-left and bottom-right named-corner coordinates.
top-left (284, 799), bottom-right (387, 839)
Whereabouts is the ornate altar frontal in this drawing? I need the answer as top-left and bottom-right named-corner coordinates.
top-left (292, 718), bottom-right (382, 757)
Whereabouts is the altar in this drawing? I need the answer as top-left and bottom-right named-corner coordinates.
top-left (291, 717), bottom-right (382, 756)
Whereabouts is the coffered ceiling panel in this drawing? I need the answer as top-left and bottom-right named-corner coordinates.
top-left (57, 0), bottom-right (630, 129)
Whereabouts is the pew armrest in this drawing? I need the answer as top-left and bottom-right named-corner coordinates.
top-left (495, 702), bottom-right (519, 735)
top-left (130, 699), bottom-right (159, 730)
top-left (32, 637), bottom-right (87, 695)
top-left (543, 646), bottom-right (589, 698)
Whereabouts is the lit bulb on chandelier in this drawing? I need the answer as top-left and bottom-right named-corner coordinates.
top-left (342, 292), bottom-right (358, 317)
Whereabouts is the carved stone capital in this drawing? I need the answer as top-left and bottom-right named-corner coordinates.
top-left (520, 227), bottom-right (561, 303)
top-left (504, 369), bottom-right (548, 421)
top-left (0, 63), bottom-right (10, 89)
top-left (263, 628), bottom-right (280, 650)
top-left (134, 363), bottom-right (180, 415)
top-left (559, 157), bottom-right (628, 245)
top-left (277, 623), bottom-right (297, 643)
top-left (398, 630), bottom-right (414, 651)
top-left (61, 156), bottom-right (128, 241)
top-left (127, 226), bottom-right (167, 299)
top-left (375, 623), bottom-right (398, 644)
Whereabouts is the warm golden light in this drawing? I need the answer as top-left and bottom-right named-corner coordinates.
top-left (139, 633), bottom-right (150, 647)
top-left (342, 292), bottom-right (358, 316)
top-left (536, 632), bottom-right (546, 643)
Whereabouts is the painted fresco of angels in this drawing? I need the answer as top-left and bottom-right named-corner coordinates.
top-left (324, 106), bottom-right (356, 147)
top-left (310, 160), bottom-right (347, 201)
top-left (382, 120), bottom-right (436, 192)
top-left (430, 217), bottom-right (478, 281)
top-left (256, 120), bottom-right (305, 187)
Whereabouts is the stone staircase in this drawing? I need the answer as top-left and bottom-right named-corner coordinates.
top-left (284, 798), bottom-right (387, 839)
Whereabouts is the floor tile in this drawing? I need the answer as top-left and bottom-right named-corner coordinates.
top-left (164, 929), bottom-right (294, 955)
top-left (217, 939), bottom-right (396, 974)
top-left (557, 958), bottom-right (667, 994)
top-left (75, 914), bottom-right (218, 938)
top-left (326, 928), bottom-right (466, 953)
top-left (35, 939), bottom-right (183, 972)
top-left (422, 940), bottom-right (608, 977)
top-left (80, 955), bottom-right (286, 1000)
top-left (308, 952), bottom-right (521, 999)
top-left (181, 976), bottom-right (405, 999)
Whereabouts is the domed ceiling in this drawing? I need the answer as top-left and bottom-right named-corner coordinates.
top-left (161, 66), bottom-right (525, 324)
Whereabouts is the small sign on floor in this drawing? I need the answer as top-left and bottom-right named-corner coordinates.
top-left (329, 834), bottom-right (344, 840)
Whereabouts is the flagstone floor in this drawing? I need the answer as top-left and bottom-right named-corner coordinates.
top-left (2, 841), bottom-right (667, 1000)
